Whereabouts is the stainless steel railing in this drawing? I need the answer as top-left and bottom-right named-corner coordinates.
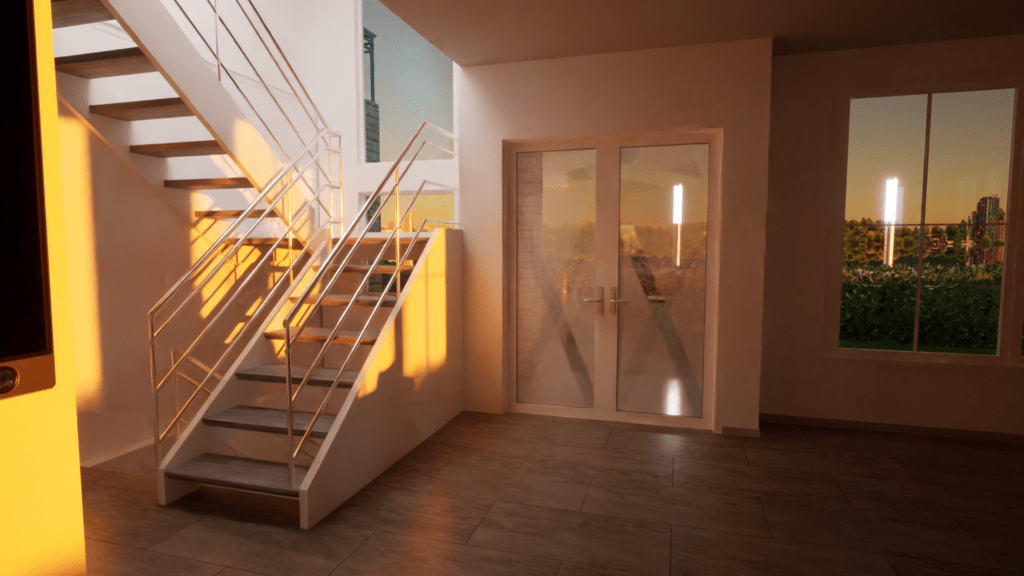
top-left (280, 121), bottom-right (457, 489)
top-left (149, 128), bottom-right (342, 466)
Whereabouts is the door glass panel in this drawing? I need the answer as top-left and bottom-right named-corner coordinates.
top-left (618, 144), bottom-right (708, 417)
top-left (516, 150), bottom-right (597, 408)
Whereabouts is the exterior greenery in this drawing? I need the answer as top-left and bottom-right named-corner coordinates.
top-left (840, 262), bottom-right (1002, 354)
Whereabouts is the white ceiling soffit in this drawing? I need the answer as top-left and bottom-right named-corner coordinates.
top-left (377, 0), bottom-right (1024, 66)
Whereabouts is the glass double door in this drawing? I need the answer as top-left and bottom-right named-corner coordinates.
top-left (514, 135), bottom-right (712, 420)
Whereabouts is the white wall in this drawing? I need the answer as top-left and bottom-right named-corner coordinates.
top-left (457, 39), bottom-right (773, 433)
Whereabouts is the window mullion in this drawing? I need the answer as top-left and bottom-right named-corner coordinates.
top-left (912, 94), bottom-right (934, 353)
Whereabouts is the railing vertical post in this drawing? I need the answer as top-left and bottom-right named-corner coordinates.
top-left (285, 325), bottom-right (297, 490)
top-left (149, 315), bottom-right (162, 469)
top-left (214, 0), bottom-right (221, 81)
top-left (394, 167), bottom-right (401, 293)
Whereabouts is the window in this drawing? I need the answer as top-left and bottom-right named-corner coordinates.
top-left (840, 89), bottom-right (1017, 355)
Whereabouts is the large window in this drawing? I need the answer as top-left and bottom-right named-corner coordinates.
top-left (840, 89), bottom-right (1017, 355)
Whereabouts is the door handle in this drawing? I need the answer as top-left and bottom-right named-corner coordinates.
top-left (609, 287), bottom-right (628, 314)
top-left (582, 286), bottom-right (604, 314)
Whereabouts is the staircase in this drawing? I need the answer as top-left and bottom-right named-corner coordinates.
top-left (54, 0), bottom-right (463, 529)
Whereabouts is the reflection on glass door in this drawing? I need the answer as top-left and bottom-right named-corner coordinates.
top-left (516, 150), bottom-right (598, 408)
top-left (617, 145), bottom-right (709, 417)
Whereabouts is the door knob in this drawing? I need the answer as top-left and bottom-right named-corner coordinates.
top-left (582, 286), bottom-right (604, 314)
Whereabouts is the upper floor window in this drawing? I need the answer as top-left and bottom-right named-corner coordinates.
top-left (840, 89), bottom-right (1017, 355)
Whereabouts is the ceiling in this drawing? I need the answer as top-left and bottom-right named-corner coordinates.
top-left (377, 0), bottom-right (1024, 66)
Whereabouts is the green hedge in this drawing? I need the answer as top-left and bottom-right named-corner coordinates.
top-left (840, 263), bottom-right (1002, 353)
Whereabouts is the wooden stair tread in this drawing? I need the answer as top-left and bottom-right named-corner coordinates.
top-left (236, 363), bottom-right (359, 388)
top-left (196, 209), bottom-right (276, 219)
top-left (203, 405), bottom-right (335, 439)
top-left (164, 453), bottom-right (306, 498)
top-left (263, 327), bottom-right (379, 345)
top-left (223, 237), bottom-right (304, 249)
top-left (90, 97), bottom-right (192, 121)
top-left (339, 235), bottom-right (428, 246)
top-left (55, 47), bottom-right (155, 78)
top-left (166, 177), bottom-right (254, 190)
top-left (52, 0), bottom-right (113, 28)
top-left (290, 293), bottom-right (397, 307)
top-left (132, 140), bottom-right (225, 158)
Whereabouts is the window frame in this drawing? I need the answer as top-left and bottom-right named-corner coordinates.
top-left (823, 83), bottom-right (1024, 366)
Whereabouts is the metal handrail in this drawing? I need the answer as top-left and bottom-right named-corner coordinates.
top-left (280, 122), bottom-right (457, 489)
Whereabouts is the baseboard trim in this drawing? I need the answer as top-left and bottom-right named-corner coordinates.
top-left (760, 413), bottom-right (1024, 444)
top-left (720, 426), bottom-right (761, 438)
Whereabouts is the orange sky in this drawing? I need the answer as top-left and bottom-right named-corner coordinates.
top-left (845, 88), bottom-right (1016, 225)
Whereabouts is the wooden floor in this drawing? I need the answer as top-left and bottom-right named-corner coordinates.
top-left (81, 412), bottom-right (1024, 576)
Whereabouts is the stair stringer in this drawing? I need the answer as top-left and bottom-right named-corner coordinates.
top-left (97, 0), bottom-right (285, 190)
top-left (299, 228), bottom-right (465, 529)
top-left (155, 233), bottom-right (331, 505)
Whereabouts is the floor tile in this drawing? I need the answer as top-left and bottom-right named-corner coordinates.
top-left (557, 563), bottom-right (650, 575)
top-left (672, 459), bottom-right (850, 505)
top-left (81, 481), bottom-right (208, 550)
top-left (372, 451), bottom-right (449, 490)
top-left (760, 498), bottom-right (1002, 569)
top-left (884, 554), bottom-right (1015, 576)
top-left (522, 444), bottom-right (673, 486)
top-left (750, 422), bottom-right (815, 446)
top-left (671, 525), bottom-right (896, 576)
top-left (958, 518), bottom-right (1024, 572)
top-left (952, 442), bottom-right (1024, 475)
top-left (893, 455), bottom-right (1024, 494)
top-left (467, 501), bottom-right (671, 576)
top-left (149, 511), bottom-right (371, 576)
top-left (580, 476), bottom-right (769, 537)
top-left (323, 483), bottom-right (494, 543)
top-left (330, 530), bottom-right (560, 576)
top-left (425, 432), bottom-right (536, 458)
top-left (85, 538), bottom-right (223, 576)
top-left (603, 428), bottom-right (747, 465)
top-left (479, 417), bottom-right (612, 450)
top-left (411, 438), bottom-right (533, 469)
top-left (427, 412), bottom-right (497, 444)
top-left (181, 485), bottom-right (300, 520)
top-left (217, 570), bottom-right (270, 576)
top-left (422, 464), bottom-right (592, 512)
top-left (833, 474), bottom-right (1024, 523)
top-left (742, 442), bottom-right (916, 481)
top-left (81, 466), bottom-right (158, 495)
top-left (802, 429), bottom-right (967, 461)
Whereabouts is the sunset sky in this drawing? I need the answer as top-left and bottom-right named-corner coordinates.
top-left (845, 88), bottom-right (1016, 225)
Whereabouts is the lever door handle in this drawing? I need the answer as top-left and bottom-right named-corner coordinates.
top-left (582, 286), bottom-right (604, 314)
top-left (609, 287), bottom-right (628, 314)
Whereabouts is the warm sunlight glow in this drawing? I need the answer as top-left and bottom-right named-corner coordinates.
top-left (402, 232), bottom-right (448, 382)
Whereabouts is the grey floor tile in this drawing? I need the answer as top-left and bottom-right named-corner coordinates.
top-left (833, 474), bottom-right (1024, 523)
top-left (217, 570), bottom-right (271, 576)
top-left (411, 438), bottom-right (533, 469)
top-left (323, 483), bottom-right (494, 543)
top-left (425, 431), bottom-right (536, 457)
top-left (81, 482), bottom-right (208, 550)
top-left (467, 501), bottom-right (671, 576)
top-left (893, 455), bottom-right (1024, 494)
top-left (802, 429), bottom-right (967, 461)
top-left (742, 442), bottom-right (916, 481)
top-left (422, 464), bottom-right (591, 511)
top-left (760, 498), bottom-right (1002, 569)
top-left (749, 422), bottom-right (814, 446)
top-left (672, 459), bottom-right (850, 505)
top-left (479, 417), bottom-right (612, 450)
top-left (149, 511), bottom-right (371, 576)
top-left (580, 476), bottom-right (770, 538)
top-left (958, 518), bottom-right (1024, 572)
top-left (671, 525), bottom-right (896, 576)
top-left (372, 450), bottom-right (449, 490)
top-left (523, 444), bottom-right (673, 486)
top-left (603, 428), bottom-right (747, 465)
top-left (181, 485), bottom-right (300, 520)
top-left (952, 442), bottom-right (1024, 475)
top-left (884, 554), bottom-right (1015, 576)
top-left (85, 538), bottom-right (223, 576)
top-left (81, 466), bottom-right (157, 495)
top-left (557, 563), bottom-right (651, 575)
top-left (330, 530), bottom-right (560, 576)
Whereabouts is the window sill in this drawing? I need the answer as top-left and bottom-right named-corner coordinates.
top-left (824, 346), bottom-right (1024, 368)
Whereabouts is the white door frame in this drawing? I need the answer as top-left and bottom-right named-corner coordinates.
top-left (502, 130), bottom-right (724, 431)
